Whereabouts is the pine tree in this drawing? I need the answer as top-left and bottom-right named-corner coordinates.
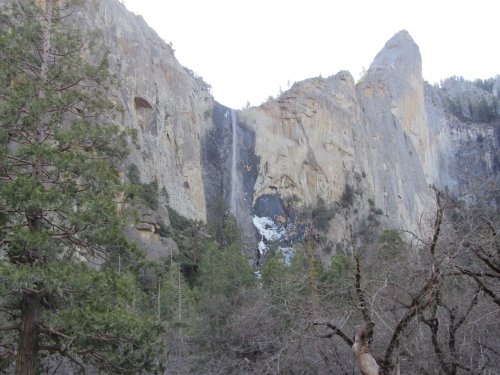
top-left (0, 1), bottom-right (161, 373)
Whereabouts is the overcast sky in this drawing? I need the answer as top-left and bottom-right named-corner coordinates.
top-left (123, 0), bottom-right (499, 109)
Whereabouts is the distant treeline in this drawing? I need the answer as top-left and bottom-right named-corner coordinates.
top-left (440, 76), bottom-right (500, 123)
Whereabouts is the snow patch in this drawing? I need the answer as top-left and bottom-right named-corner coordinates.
top-left (252, 216), bottom-right (286, 242)
top-left (253, 215), bottom-right (287, 256)
top-left (252, 215), bottom-right (296, 265)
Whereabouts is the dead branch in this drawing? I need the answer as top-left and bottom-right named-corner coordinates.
top-left (312, 321), bottom-right (353, 347)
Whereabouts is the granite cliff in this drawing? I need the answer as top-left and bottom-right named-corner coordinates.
top-left (237, 31), bottom-right (498, 257)
top-left (30, 0), bottom-right (500, 261)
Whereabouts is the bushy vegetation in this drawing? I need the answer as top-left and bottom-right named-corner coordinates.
top-left (151, 191), bottom-right (499, 375)
top-left (311, 197), bottom-right (336, 232)
top-left (127, 164), bottom-right (160, 211)
top-left (0, 1), bottom-right (162, 373)
top-left (340, 183), bottom-right (355, 208)
top-left (446, 96), bottom-right (498, 123)
top-left (472, 77), bottom-right (498, 93)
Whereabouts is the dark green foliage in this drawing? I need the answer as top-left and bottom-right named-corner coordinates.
top-left (160, 186), bottom-right (170, 203)
top-left (142, 181), bottom-right (159, 210)
top-left (340, 183), bottom-right (354, 208)
top-left (442, 76), bottom-right (499, 123)
top-left (0, 0), bottom-right (129, 259)
top-left (472, 78), bottom-right (496, 93)
top-left (378, 229), bottom-right (405, 258)
top-left (312, 197), bottom-right (336, 232)
top-left (127, 164), bottom-right (141, 185)
top-left (330, 254), bottom-right (351, 278)
top-left (158, 262), bottom-right (197, 331)
top-left (198, 242), bottom-right (255, 297)
top-left (0, 1), bottom-right (161, 372)
top-left (261, 251), bottom-right (287, 287)
top-left (126, 164), bottom-right (160, 210)
top-left (157, 220), bottom-right (169, 237)
top-left (446, 97), bottom-right (464, 119)
top-left (368, 198), bottom-right (384, 215)
top-left (207, 200), bottom-right (242, 247)
top-left (160, 207), bottom-right (206, 285)
top-left (168, 206), bottom-right (192, 232)
top-left (195, 239), bottom-right (255, 354)
top-left (323, 241), bottom-right (334, 254)
top-left (1, 263), bottom-right (163, 370)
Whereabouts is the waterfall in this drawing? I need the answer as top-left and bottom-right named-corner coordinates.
top-left (229, 109), bottom-right (238, 213)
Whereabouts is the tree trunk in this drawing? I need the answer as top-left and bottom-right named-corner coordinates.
top-left (15, 3), bottom-right (53, 371)
top-left (352, 325), bottom-right (380, 375)
top-left (15, 293), bottom-right (40, 375)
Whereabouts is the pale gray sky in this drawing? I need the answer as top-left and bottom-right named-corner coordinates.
top-left (123, 0), bottom-right (499, 109)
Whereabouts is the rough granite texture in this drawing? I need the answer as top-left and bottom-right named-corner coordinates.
top-left (78, 0), bottom-right (215, 222)
top-left (2, 0), bottom-right (497, 257)
top-left (240, 31), bottom-right (432, 235)
top-left (240, 31), bottom-right (498, 242)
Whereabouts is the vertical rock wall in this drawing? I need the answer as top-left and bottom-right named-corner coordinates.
top-left (240, 30), bottom-right (499, 248)
top-left (79, 0), bottom-right (215, 221)
top-left (18, 0), bottom-right (496, 258)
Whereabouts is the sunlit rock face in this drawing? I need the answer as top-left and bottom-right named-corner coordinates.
top-left (240, 30), bottom-right (499, 249)
top-left (240, 71), bottom-right (361, 209)
top-left (240, 31), bottom-right (433, 237)
top-left (355, 30), bottom-right (433, 232)
top-left (78, 0), bottom-right (215, 222)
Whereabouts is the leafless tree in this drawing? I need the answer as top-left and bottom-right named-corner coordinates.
top-left (314, 191), bottom-right (500, 374)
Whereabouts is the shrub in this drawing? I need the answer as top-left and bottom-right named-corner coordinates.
top-left (126, 164), bottom-right (160, 210)
top-left (312, 197), bottom-right (336, 232)
top-left (142, 181), bottom-right (159, 210)
top-left (340, 184), bottom-right (354, 208)
top-left (168, 206), bottom-right (192, 232)
top-left (127, 164), bottom-right (141, 185)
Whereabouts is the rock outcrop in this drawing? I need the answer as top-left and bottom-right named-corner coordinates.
top-left (424, 80), bottom-right (500, 197)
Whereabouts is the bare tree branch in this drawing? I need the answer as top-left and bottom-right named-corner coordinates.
top-left (312, 321), bottom-right (353, 347)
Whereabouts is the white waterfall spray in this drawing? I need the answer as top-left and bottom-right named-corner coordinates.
top-left (229, 109), bottom-right (238, 213)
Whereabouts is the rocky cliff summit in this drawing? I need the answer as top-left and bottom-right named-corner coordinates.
top-left (366, 30), bottom-right (421, 87)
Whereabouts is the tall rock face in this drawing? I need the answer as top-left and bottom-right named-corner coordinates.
top-left (240, 31), bottom-right (433, 237)
top-left (201, 104), bottom-right (260, 251)
top-left (240, 30), bottom-right (499, 250)
top-left (356, 30), bottom-right (433, 231)
top-left (78, 0), bottom-right (215, 222)
top-left (3, 0), bottom-right (496, 259)
top-left (70, 3), bottom-right (500, 256)
top-left (424, 81), bottom-right (500, 198)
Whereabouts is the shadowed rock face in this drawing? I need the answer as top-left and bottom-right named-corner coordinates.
top-left (203, 104), bottom-right (260, 257)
